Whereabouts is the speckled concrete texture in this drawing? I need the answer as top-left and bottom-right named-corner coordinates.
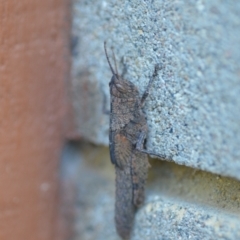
top-left (133, 198), bottom-right (240, 240)
top-left (71, 0), bottom-right (240, 180)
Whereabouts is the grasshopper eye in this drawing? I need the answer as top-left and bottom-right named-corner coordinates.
top-left (115, 83), bottom-right (127, 93)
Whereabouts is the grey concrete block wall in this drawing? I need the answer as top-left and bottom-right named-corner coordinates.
top-left (71, 0), bottom-right (240, 180)
top-left (69, 0), bottom-right (240, 239)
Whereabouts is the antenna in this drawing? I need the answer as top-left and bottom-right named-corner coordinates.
top-left (104, 41), bottom-right (118, 76)
top-left (111, 46), bottom-right (119, 76)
